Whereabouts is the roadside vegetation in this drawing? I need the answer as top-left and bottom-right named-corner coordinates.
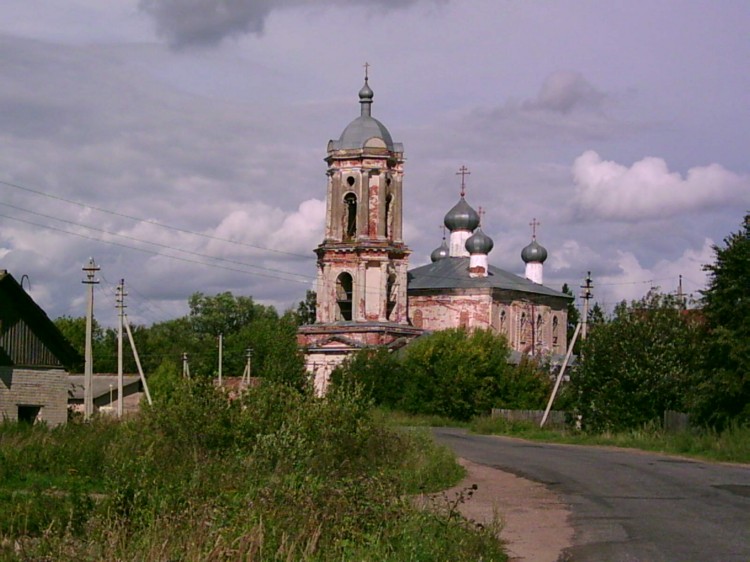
top-left (0, 379), bottom-right (506, 561)
top-left (336, 216), bottom-right (750, 464)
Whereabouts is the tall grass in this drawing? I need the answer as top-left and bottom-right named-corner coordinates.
top-left (470, 415), bottom-right (750, 463)
top-left (0, 381), bottom-right (506, 561)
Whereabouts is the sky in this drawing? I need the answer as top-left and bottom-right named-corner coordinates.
top-left (1, 0), bottom-right (749, 327)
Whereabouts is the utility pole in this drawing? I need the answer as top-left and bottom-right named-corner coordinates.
top-left (115, 279), bottom-right (126, 418)
top-left (541, 321), bottom-right (582, 428)
top-left (580, 271), bottom-right (593, 340)
top-left (218, 333), bottom-right (223, 386)
top-left (82, 258), bottom-right (100, 421)
top-left (124, 313), bottom-right (152, 406)
top-left (242, 347), bottom-right (253, 385)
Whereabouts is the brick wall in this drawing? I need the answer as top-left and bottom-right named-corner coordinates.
top-left (0, 367), bottom-right (68, 427)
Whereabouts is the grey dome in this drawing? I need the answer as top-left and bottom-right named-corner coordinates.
top-left (465, 227), bottom-right (494, 255)
top-left (444, 197), bottom-right (480, 232)
top-left (336, 116), bottom-right (395, 150)
top-left (430, 240), bottom-right (449, 262)
top-left (521, 240), bottom-right (548, 263)
top-left (329, 79), bottom-right (399, 151)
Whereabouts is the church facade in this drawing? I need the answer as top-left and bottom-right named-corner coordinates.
top-left (298, 77), bottom-right (572, 392)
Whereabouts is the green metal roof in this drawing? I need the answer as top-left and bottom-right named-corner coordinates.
top-left (407, 257), bottom-right (572, 299)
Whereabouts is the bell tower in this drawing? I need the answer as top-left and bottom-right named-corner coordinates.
top-left (315, 73), bottom-right (409, 324)
top-left (298, 70), bottom-right (422, 393)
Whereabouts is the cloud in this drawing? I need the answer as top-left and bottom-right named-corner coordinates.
top-left (571, 150), bottom-right (750, 221)
top-left (139, 0), bottom-right (425, 48)
top-left (522, 71), bottom-right (606, 114)
top-left (595, 239), bottom-right (713, 306)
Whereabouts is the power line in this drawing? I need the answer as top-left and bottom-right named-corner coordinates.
top-left (0, 213), bottom-right (311, 285)
top-left (0, 201), bottom-right (314, 282)
top-left (0, 177), bottom-right (314, 260)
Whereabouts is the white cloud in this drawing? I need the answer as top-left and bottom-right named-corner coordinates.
top-left (571, 150), bottom-right (750, 221)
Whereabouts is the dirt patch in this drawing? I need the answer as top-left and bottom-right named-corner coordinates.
top-left (438, 458), bottom-right (574, 562)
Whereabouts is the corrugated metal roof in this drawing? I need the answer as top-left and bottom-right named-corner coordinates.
top-left (407, 257), bottom-right (572, 299)
top-left (0, 270), bottom-right (81, 368)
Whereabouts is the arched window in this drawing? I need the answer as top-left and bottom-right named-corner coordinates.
top-left (536, 313), bottom-right (544, 352)
top-left (412, 309), bottom-right (423, 328)
top-left (519, 312), bottom-right (527, 347)
top-left (552, 316), bottom-right (559, 347)
top-left (336, 272), bottom-right (353, 321)
top-left (386, 272), bottom-right (397, 320)
top-left (385, 194), bottom-right (394, 239)
top-left (499, 309), bottom-right (507, 334)
top-left (344, 193), bottom-right (357, 240)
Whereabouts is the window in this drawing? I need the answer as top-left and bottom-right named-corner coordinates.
top-left (344, 193), bottom-right (357, 240)
top-left (385, 194), bottom-right (394, 239)
top-left (17, 405), bottom-right (41, 425)
top-left (552, 316), bottom-right (559, 346)
top-left (336, 273), bottom-right (354, 321)
top-left (413, 309), bottom-right (423, 328)
top-left (386, 272), bottom-right (397, 320)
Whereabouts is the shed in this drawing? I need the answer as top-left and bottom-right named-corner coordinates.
top-left (0, 270), bottom-right (80, 426)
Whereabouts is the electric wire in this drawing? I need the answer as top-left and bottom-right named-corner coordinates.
top-left (0, 177), bottom-right (314, 260)
top-left (0, 201), bottom-right (314, 282)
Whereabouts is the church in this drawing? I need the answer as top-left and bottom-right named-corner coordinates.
top-left (297, 75), bottom-right (572, 393)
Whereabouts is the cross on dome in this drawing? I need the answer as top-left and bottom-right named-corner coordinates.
top-left (456, 165), bottom-right (471, 197)
top-left (529, 217), bottom-right (540, 240)
top-left (363, 61), bottom-right (370, 81)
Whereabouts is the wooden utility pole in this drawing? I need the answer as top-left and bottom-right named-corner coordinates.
top-left (541, 322), bottom-right (582, 428)
top-left (115, 279), bottom-right (126, 418)
top-left (82, 258), bottom-right (100, 421)
top-left (580, 271), bottom-right (593, 340)
top-left (124, 314), bottom-right (152, 406)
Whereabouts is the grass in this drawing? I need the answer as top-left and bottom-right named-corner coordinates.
top-left (0, 381), bottom-right (507, 561)
top-left (469, 415), bottom-right (750, 464)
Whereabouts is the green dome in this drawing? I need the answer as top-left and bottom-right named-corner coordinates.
top-left (521, 240), bottom-right (548, 263)
top-left (465, 227), bottom-right (494, 255)
top-left (444, 197), bottom-right (480, 232)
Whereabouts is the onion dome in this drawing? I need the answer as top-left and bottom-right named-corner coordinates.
top-left (444, 197), bottom-right (480, 232)
top-left (430, 239), bottom-right (449, 262)
top-left (465, 227), bottom-right (494, 255)
top-left (330, 78), bottom-right (397, 151)
top-left (521, 239), bottom-right (548, 263)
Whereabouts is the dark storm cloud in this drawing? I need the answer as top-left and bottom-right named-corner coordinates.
top-left (139, 0), bottom-right (426, 48)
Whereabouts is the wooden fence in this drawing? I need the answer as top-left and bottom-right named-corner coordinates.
top-left (491, 409), bottom-right (691, 432)
top-left (491, 408), bottom-right (566, 428)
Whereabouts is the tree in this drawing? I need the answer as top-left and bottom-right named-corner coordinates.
top-left (588, 302), bottom-right (606, 327)
top-left (569, 291), bottom-right (704, 432)
top-left (697, 213), bottom-right (750, 426)
top-left (188, 291), bottom-right (275, 337)
top-left (54, 315), bottom-right (106, 373)
top-left (294, 290), bottom-right (317, 326)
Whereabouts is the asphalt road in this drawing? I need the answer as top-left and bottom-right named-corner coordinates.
top-left (432, 428), bottom-right (750, 562)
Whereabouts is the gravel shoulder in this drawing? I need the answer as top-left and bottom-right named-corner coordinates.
top-left (442, 457), bottom-right (574, 562)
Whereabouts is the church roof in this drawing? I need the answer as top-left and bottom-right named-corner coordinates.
top-left (407, 257), bottom-right (571, 299)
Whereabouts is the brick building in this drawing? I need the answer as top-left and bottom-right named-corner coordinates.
top-left (298, 77), bottom-right (571, 392)
top-left (0, 270), bottom-right (80, 426)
